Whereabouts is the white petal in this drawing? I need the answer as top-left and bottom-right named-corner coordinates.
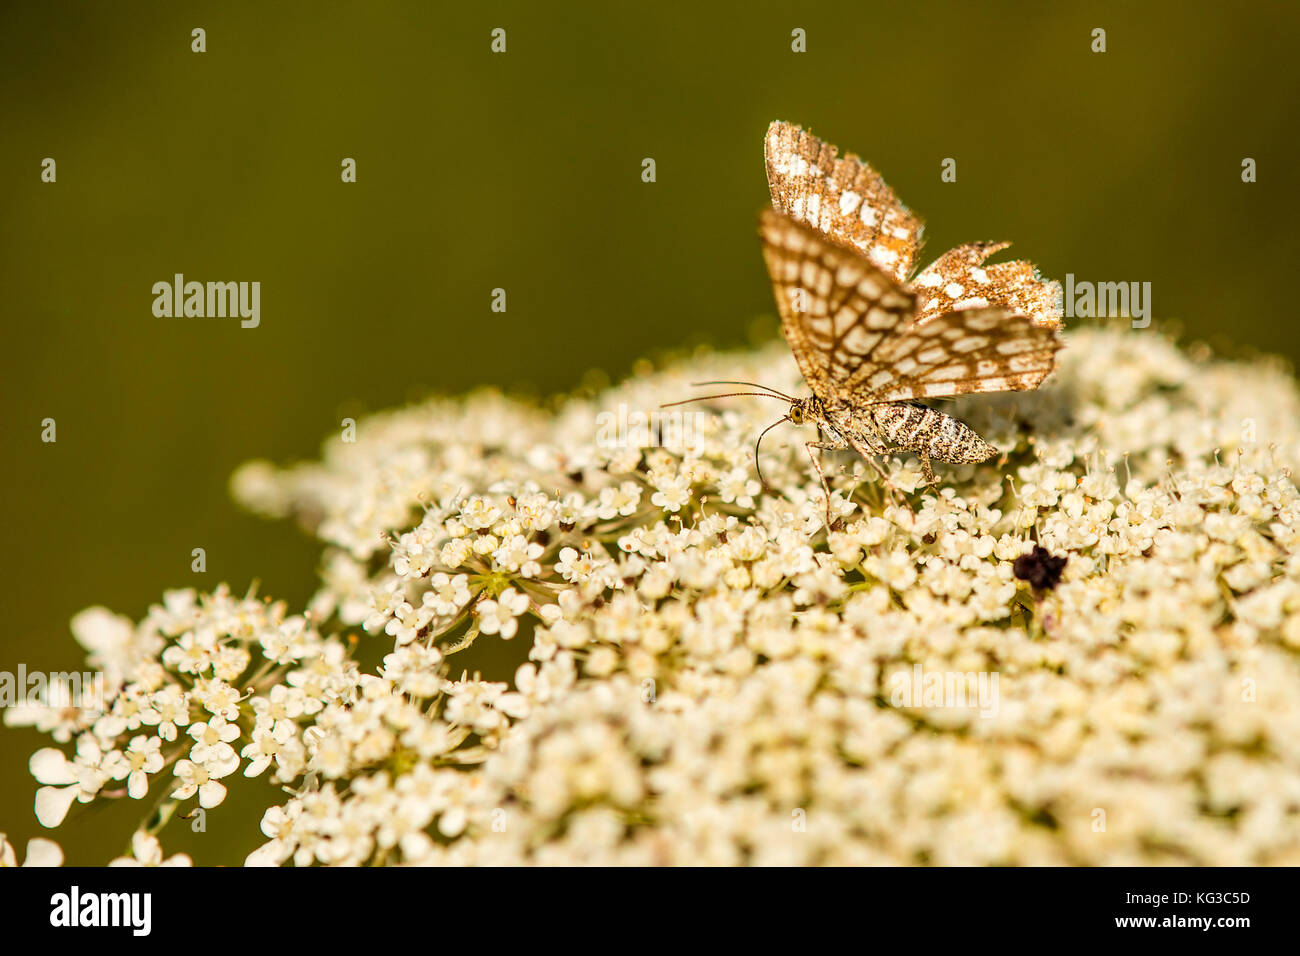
top-left (34, 785), bottom-right (80, 828)
top-left (30, 748), bottom-right (77, 785)
top-left (70, 606), bottom-right (132, 654)
top-left (245, 841), bottom-right (285, 867)
top-left (22, 838), bottom-right (64, 867)
top-left (127, 770), bottom-right (149, 800)
top-left (437, 806), bottom-right (467, 837)
top-left (131, 831), bottom-right (162, 864)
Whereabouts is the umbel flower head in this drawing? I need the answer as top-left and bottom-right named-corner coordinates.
top-left (9, 327), bottom-right (1300, 865)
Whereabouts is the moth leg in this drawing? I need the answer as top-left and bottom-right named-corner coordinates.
top-left (879, 447), bottom-right (937, 489)
top-left (869, 455), bottom-right (909, 507)
top-left (847, 439), bottom-right (905, 507)
top-left (919, 453), bottom-right (937, 486)
top-left (863, 453), bottom-right (892, 481)
top-left (805, 439), bottom-right (848, 526)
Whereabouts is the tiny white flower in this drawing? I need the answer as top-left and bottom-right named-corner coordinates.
top-left (109, 831), bottom-right (192, 867)
top-left (477, 588), bottom-right (529, 639)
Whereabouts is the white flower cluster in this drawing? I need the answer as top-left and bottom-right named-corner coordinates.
top-left (10, 328), bottom-right (1300, 865)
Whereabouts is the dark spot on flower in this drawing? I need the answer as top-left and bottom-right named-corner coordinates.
top-left (1013, 546), bottom-right (1068, 591)
top-left (559, 521), bottom-right (575, 533)
top-left (921, 532), bottom-right (936, 544)
top-left (534, 530), bottom-right (551, 547)
top-left (567, 471), bottom-right (584, 483)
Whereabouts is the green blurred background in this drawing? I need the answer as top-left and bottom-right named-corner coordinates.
top-left (3, 0), bottom-right (1297, 864)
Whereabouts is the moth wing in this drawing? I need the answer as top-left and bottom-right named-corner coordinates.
top-left (911, 242), bottom-right (1063, 330)
top-left (765, 121), bottom-right (923, 284)
top-left (759, 210), bottom-right (917, 402)
top-left (850, 306), bottom-right (1063, 403)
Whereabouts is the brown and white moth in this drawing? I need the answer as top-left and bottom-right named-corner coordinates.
top-left (675, 122), bottom-right (1065, 524)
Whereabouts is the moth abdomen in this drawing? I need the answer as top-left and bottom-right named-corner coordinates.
top-left (870, 403), bottom-right (996, 464)
top-left (929, 413), bottom-right (998, 464)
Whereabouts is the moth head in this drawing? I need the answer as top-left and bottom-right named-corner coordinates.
top-left (788, 400), bottom-right (809, 426)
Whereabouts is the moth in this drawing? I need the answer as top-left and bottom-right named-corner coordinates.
top-left (673, 122), bottom-right (1064, 523)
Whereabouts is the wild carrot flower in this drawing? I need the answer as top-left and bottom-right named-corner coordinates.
top-left (7, 327), bottom-right (1300, 865)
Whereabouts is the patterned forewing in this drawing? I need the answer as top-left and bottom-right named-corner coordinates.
top-left (850, 307), bottom-right (1063, 403)
top-left (759, 211), bottom-right (916, 400)
top-left (764, 121), bottom-right (924, 284)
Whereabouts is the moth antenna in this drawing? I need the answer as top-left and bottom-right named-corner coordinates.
top-left (660, 392), bottom-right (789, 409)
top-left (753, 417), bottom-right (789, 490)
top-left (689, 380), bottom-right (795, 401)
